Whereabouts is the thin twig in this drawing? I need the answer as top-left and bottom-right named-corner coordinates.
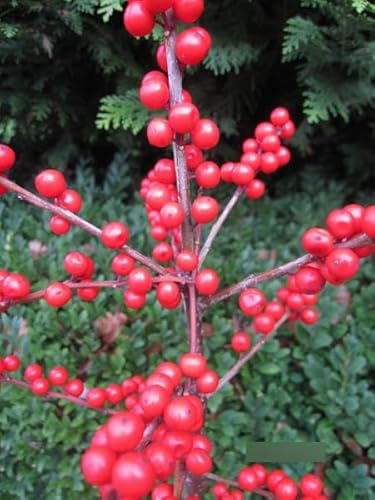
top-left (204, 233), bottom-right (374, 307)
top-left (204, 472), bottom-right (274, 499)
top-left (199, 187), bottom-right (243, 269)
top-left (0, 176), bottom-right (168, 276)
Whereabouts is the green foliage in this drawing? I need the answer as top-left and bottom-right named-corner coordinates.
top-left (1, 164), bottom-right (374, 497)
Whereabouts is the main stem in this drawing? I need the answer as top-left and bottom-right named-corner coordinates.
top-left (164, 10), bottom-right (203, 498)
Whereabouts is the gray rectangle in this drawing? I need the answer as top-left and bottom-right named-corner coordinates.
top-left (246, 442), bottom-right (325, 463)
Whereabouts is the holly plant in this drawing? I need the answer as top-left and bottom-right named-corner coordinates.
top-left (1, 1), bottom-right (375, 499)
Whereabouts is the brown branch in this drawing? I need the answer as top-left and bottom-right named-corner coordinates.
top-left (0, 176), bottom-right (168, 276)
top-left (199, 187), bottom-right (243, 268)
top-left (209, 314), bottom-right (289, 398)
top-left (204, 472), bottom-right (274, 499)
top-left (204, 233), bottom-right (374, 307)
top-left (0, 375), bottom-right (116, 415)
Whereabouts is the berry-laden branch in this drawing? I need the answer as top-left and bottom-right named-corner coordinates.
top-left (204, 472), bottom-right (274, 499)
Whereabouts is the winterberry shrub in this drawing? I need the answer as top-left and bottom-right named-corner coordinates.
top-left (0, 2), bottom-right (375, 499)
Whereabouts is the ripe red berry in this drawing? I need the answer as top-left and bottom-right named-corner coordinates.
top-left (0, 144), bottom-right (16, 172)
top-left (274, 478), bottom-right (298, 500)
top-left (245, 179), bottom-right (265, 200)
top-left (140, 80), bottom-right (170, 110)
top-left (147, 118), bottom-right (173, 148)
top-left (175, 27), bottom-right (211, 66)
top-left (128, 267), bottom-right (153, 294)
top-left (3, 354), bottom-right (20, 372)
top-left (24, 363), bottom-right (43, 382)
top-left (232, 163), bottom-right (255, 185)
top-left (254, 313), bottom-right (275, 334)
top-left (176, 250), bottom-right (198, 272)
top-left (260, 152), bottom-right (279, 174)
top-left (192, 434), bottom-right (212, 453)
top-left (179, 353), bottom-right (207, 378)
top-left (163, 395), bottom-right (201, 431)
top-left (65, 378), bottom-right (84, 397)
top-left (266, 469), bottom-right (287, 491)
top-left (2, 273), bottom-right (30, 299)
top-left (57, 189), bottom-right (82, 213)
top-left (238, 466), bottom-right (260, 491)
top-left (196, 369), bottom-right (219, 393)
top-left (270, 107), bottom-right (290, 127)
top-left (153, 158), bottom-right (176, 184)
top-left (191, 119), bottom-right (220, 150)
top-left (152, 483), bottom-right (173, 499)
top-left (174, 0), bottom-right (204, 23)
top-left (280, 120), bottom-right (296, 139)
top-left (191, 196), bottom-right (219, 224)
top-left (152, 242), bottom-right (173, 262)
top-left (156, 43), bottom-right (168, 71)
top-left (156, 361), bottom-right (182, 387)
top-left (325, 248), bottom-right (359, 281)
top-left (231, 331), bottom-right (251, 353)
top-left (49, 215), bottom-right (71, 235)
top-left (101, 221), bottom-right (130, 249)
top-left (106, 411), bottom-right (145, 452)
top-left (156, 281), bottom-right (181, 308)
top-left (277, 146), bottom-right (291, 166)
top-left (286, 292), bottom-right (305, 311)
top-left (86, 388), bottom-right (107, 408)
top-left (326, 208), bottom-right (355, 240)
top-left (146, 183), bottom-right (171, 210)
top-left (44, 282), bottom-right (72, 307)
top-left (35, 169), bottom-right (67, 198)
top-left (255, 122), bottom-right (276, 141)
top-left (145, 443), bottom-right (175, 480)
top-left (169, 103), bottom-right (200, 134)
top-left (185, 144), bottom-right (203, 170)
top-left (112, 253), bottom-right (135, 276)
top-left (112, 451), bottom-right (156, 497)
top-left (81, 446), bottom-right (117, 486)
top-left (185, 448), bottom-right (212, 475)
top-left (239, 288), bottom-right (266, 316)
top-left (261, 134), bottom-right (281, 153)
top-left (31, 377), bottom-right (50, 396)
top-left (140, 385), bottom-right (170, 419)
top-left (294, 266), bottom-right (325, 294)
top-left (265, 301), bottom-right (285, 320)
top-left (144, 0), bottom-right (173, 13)
top-left (302, 227), bottom-right (334, 257)
top-left (64, 251), bottom-right (89, 278)
top-left (362, 205), bottom-right (375, 238)
top-left (343, 203), bottom-right (365, 233)
top-left (300, 474), bottom-right (323, 496)
top-left (48, 366), bottom-right (69, 386)
top-left (160, 201), bottom-right (185, 228)
top-left (124, 289), bottom-right (147, 309)
top-left (105, 383), bottom-right (123, 405)
top-left (252, 464), bottom-right (267, 485)
top-left (213, 482), bottom-right (228, 497)
top-left (195, 161), bottom-right (221, 189)
top-left (195, 269), bottom-right (220, 295)
top-left (123, 1), bottom-right (155, 37)
top-left (161, 429), bottom-right (193, 458)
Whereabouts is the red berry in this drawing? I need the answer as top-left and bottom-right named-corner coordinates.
top-left (261, 134), bottom-right (281, 153)
top-left (124, 289), bottom-right (147, 309)
top-left (112, 253), bottom-right (135, 276)
top-left (152, 242), bottom-right (173, 262)
top-left (362, 205), bottom-right (375, 238)
top-left (326, 208), bottom-right (355, 240)
top-left (286, 292), bottom-right (305, 311)
top-left (140, 385), bottom-right (170, 419)
top-left (145, 443), bottom-right (175, 480)
top-left (245, 179), bottom-right (265, 200)
top-left (101, 221), bottom-right (130, 249)
top-left (191, 196), bottom-right (219, 224)
top-left (174, 0), bottom-right (204, 23)
top-left (270, 107), bottom-right (290, 127)
top-left (243, 138), bottom-right (258, 153)
top-left (146, 183), bottom-right (171, 210)
top-left (195, 161), bottom-right (221, 189)
top-left (64, 251), bottom-right (89, 278)
top-left (105, 383), bottom-right (123, 405)
top-left (294, 266), bottom-right (325, 294)
top-left (179, 353), bottom-right (207, 378)
top-left (280, 120), bottom-right (296, 139)
top-left (49, 215), bottom-right (70, 235)
top-left (254, 313), bottom-right (275, 334)
top-left (2, 273), bottom-right (30, 299)
top-left (191, 119), bottom-right (220, 150)
top-left (31, 377), bottom-right (50, 396)
top-left (77, 285), bottom-right (100, 301)
top-left (274, 478), bottom-right (298, 500)
top-left (156, 281), bottom-right (181, 308)
top-left (175, 27), bottom-right (211, 66)
top-left (255, 122), bottom-right (276, 141)
top-left (238, 466), bottom-right (260, 491)
top-left (44, 282), bottom-right (72, 307)
top-left (185, 448), bottom-right (212, 475)
top-left (252, 464), bottom-right (267, 485)
top-left (277, 146), bottom-right (291, 166)
top-left (176, 250), bottom-right (198, 272)
top-left (300, 474), bottom-right (323, 496)
top-left (196, 369), bottom-right (219, 393)
top-left (260, 152), bottom-right (279, 174)
top-left (161, 429), bottom-right (193, 458)
top-left (106, 411), bottom-right (145, 451)
top-left (156, 43), bottom-right (168, 71)
top-left (154, 158), bottom-right (176, 184)
top-left (57, 189), bottom-right (82, 213)
top-left (163, 395), bottom-right (202, 431)
top-left (144, 0), bottom-right (173, 13)
top-left (0, 144), bottom-right (16, 172)
top-left (3, 354), bottom-right (20, 372)
top-left (302, 227), bottom-right (334, 257)
top-left (185, 144), bottom-right (203, 170)
top-left (86, 388), bottom-right (107, 408)
top-left (192, 434), bottom-right (212, 453)
top-left (81, 446), bottom-right (116, 486)
top-left (325, 248), bottom-right (359, 281)
top-left (48, 366), bottom-right (68, 386)
top-left (152, 483), bottom-right (173, 500)
top-left (221, 162), bottom-right (235, 183)
top-left (140, 79), bottom-right (170, 110)
top-left (239, 288), bottom-right (266, 316)
top-left (160, 202), bottom-right (185, 228)
top-left (195, 268), bottom-right (220, 295)
top-left (24, 363), bottom-right (43, 382)
top-left (128, 267), bottom-right (153, 294)
top-left (65, 378), bottom-right (84, 397)
top-left (266, 469), bottom-right (287, 491)
top-left (112, 451), bottom-right (156, 496)
top-left (213, 482), bottom-right (228, 497)
top-left (35, 169), bottom-right (66, 198)
top-left (123, 1), bottom-right (155, 37)
top-left (343, 203), bottom-right (365, 233)
top-left (231, 331), bottom-right (251, 353)
top-left (169, 103), bottom-right (200, 134)
top-left (156, 361), bottom-right (182, 387)
top-left (232, 163), bottom-right (255, 185)
top-left (147, 118), bottom-right (173, 148)
top-left (241, 152), bottom-right (261, 170)
top-left (265, 301), bottom-right (285, 320)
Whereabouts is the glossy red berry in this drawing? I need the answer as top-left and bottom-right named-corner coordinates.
top-left (191, 119), bottom-right (220, 150)
top-left (152, 242), bottom-right (173, 262)
top-left (265, 301), bottom-right (285, 320)
top-left (154, 158), bottom-right (176, 184)
top-left (48, 366), bottom-right (69, 386)
top-left (156, 43), bottom-right (168, 71)
top-left (254, 313), bottom-right (275, 334)
top-left (65, 378), bottom-right (84, 397)
top-left (44, 282), bottom-right (72, 307)
top-left (169, 103), bottom-right (200, 134)
top-left (270, 107), bottom-right (290, 127)
top-left (239, 288), bottom-right (266, 316)
top-left (176, 250), bottom-right (198, 272)
top-left (174, 0), bottom-right (204, 23)
top-left (140, 79), bottom-right (170, 110)
top-left (156, 361), bottom-right (182, 387)
top-left (140, 385), bottom-right (170, 419)
top-left (112, 253), bottom-right (135, 276)
top-left (57, 189), bottom-right (82, 213)
top-left (86, 388), bottom-right (107, 408)
top-left (179, 353), bottom-right (207, 378)
top-left (0, 144), bottom-right (16, 172)
top-left (277, 146), bottom-right (291, 166)
top-left (152, 483), bottom-right (173, 500)
top-left (232, 163), bottom-right (255, 185)
top-left (101, 221), bottom-right (130, 249)
top-left (3, 354), bottom-right (20, 372)
top-left (145, 443), bottom-right (175, 480)
top-left (2, 273), bottom-right (30, 299)
top-left (302, 227), bottom-right (334, 257)
top-left (191, 196), bottom-right (219, 224)
top-left (231, 331), bottom-right (251, 353)
top-left (260, 152), bottom-right (279, 174)
top-left (175, 27), bottom-right (211, 66)
top-left (112, 451), bottom-right (156, 496)
top-left (362, 205), bottom-right (375, 238)
top-left (266, 469), bottom-right (287, 491)
top-left (106, 412), bottom-right (145, 452)
top-left (280, 120), bottom-right (296, 139)
top-left (163, 395), bottom-right (202, 431)
top-left (24, 363), bottom-right (43, 382)
top-left (35, 169), bottom-right (67, 198)
top-left (261, 134), bottom-right (281, 153)
top-left (245, 179), bottom-right (265, 200)
top-left (195, 268), bottom-right (220, 295)
top-left (144, 0), bottom-right (173, 13)
top-left (185, 144), bottom-right (203, 170)
top-left (49, 215), bottom-right (71, 235)
top-left (185, 449), bottom-right (212, 475)
top-left (294, 266), bottom-right (325, 294)
top-left (156, 281), bottom-right (181, 307)
top-left (326, 208), bottom-right (355, 240)
top-left (300, 474), bottom-right (323, 496)
top-left (160, 202), bottom-right (185, 228)
top-left (195, 161), bottom-right (221, 189)
top-left (343, 203), bottom-right (365, 233)
top-left (252, 464), bottom-right (267, 485)
top-left (146, 183), bottom-right (171, 210)
top-left (31, 377), bottom-right (50, 396)
top-left (64, 251), bottom-right (89, 277)
top-left (325, 248), bottom-right (359, 281)
top-left (123, 1), bottom-right (155, 37)
top-left (147, 118), bottom-right (173, 148)
top-left (196, 369), bottom-right (219, 393)
top-left (274, 478), bottom-right (298, 500)
top-left (255, 122), bottom-right (276, 141)
top-left (81, 446), bottom-right (116, 486)
top-left (238, 466), bottom-right (260, 491)
top-left (128, 267), bottom-right (153, 294)
top-left (124, 289), bottom-right (147, 309)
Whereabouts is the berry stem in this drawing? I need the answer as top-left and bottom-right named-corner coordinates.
top-left (0, 374), bottom-right (116, 415)
top-left (199, 187), bottom-right (244, 268)
top-left (0, 176), bottom-right (168, 275)
top-left (204, 472), bottom-right (274, 499)
top-left (209, 314), bottom-right (289, 397)
top-left (204, 233), bottom-right (374, 307)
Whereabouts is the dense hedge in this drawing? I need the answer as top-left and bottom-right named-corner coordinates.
top-left (0, 163), bottom-right (374, 498)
